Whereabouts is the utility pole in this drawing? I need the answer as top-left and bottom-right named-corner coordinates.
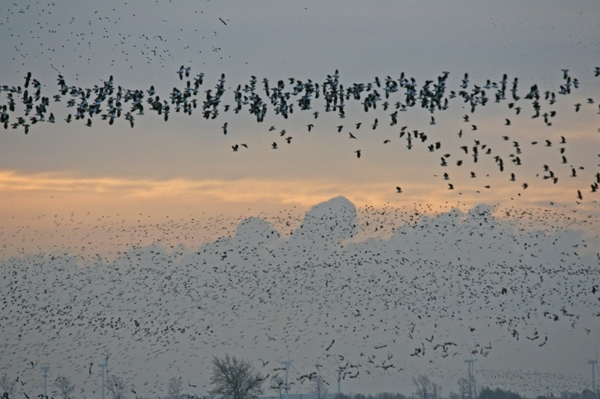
top-left (280, 349), bottom-right (295, 399)
top-left (99, 354), bottom-right (109, 399)
top-left (336, 367), bottom-right (345, 394)
top-left (589, 359), bottom-right (598, 394)
top-left (40, 365), bottom-right (50, 399)
top-left (464, 359), bottom-right (476, 399)
top-left (280, 360), bottom-right (291, 399)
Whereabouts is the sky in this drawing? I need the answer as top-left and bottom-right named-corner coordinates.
top-left (1, 0), bottom-right (600, 397)
top-left (1, 1), bottom-right (599, 223)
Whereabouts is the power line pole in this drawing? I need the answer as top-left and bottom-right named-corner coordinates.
top-left (336, 367), bottom-right (345, 394)
top-left (99, 354), bottom-right (109, 399)
top-left (40, 365), bottom-right (50, 399)
top-left (280, 361), bottom-right (291, 399)
top-left (589, 359), bottom-right (598, 393)
top-left (464, 359), bottom-right (476, 399)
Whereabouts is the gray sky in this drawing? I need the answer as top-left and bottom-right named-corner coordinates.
top-left (1, 1), bottom-right (600, 397)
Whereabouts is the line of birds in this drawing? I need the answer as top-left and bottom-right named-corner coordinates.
top-left (1, 67), bottom-right (599, 202)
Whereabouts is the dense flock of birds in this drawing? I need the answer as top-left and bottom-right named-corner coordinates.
top-left (2, 1), bottom-right (228, 70)
top-left (1, 66), bottom-right (600, 202)
top-left (2, 1), bottom-right (600, 398)
top-left (1, 197), bottom-right (599, 397)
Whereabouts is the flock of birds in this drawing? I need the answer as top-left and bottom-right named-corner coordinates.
top-left (1, 197), bottom-right (599, 397)
top-left (1, 1), bottom-right (228, 71)
top-left (1, 66), bottom-right (600, 203)
top-left (1, 1), bottom-right (600, 398)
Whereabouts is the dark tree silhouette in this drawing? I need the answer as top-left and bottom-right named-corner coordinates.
top-left (54, 376), bottom-right (75, 399)
top-left (0, 375), bottom-right (16, 399)
top-left (209, 355), bottom-right (263, 399)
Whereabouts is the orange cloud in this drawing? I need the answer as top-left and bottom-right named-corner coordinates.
top-left (0, 168), bottom-right (595, 220)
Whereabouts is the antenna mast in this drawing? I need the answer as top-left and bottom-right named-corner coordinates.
top-left (336, 366), bottom-right (346, 394)
top-left (40, 364), bottom-right (50, 399)
top-left (280, 350), bottom-right (293, 399)
top-left (99, 353), bottom-right (110, 399)
top-left (280, 360), bottom-right (290, 399)
top-left (589, 358), bottom-right (598, 394)
top-left (464, 359), bottom-right (476, 399)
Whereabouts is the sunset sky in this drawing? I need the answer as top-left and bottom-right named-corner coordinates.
top-left (1, 0), bottom-right (599, 226)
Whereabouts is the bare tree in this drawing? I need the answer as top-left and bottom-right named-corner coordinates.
top-left (457, 378), bottom-right (469, 399)
top-left (54, 376), bottom-right (75, 399)
top-left (431, 382), bottom-right (442, 399)
top-left (167, 377), bottom-right (184, 399)
top-left (0, 375), bottom-right (16, 399)
top-left (581, 389), bottom-right (596, 399)
top-left (312, 375), bottom-right (328, 399)
top-left (209, 355), bottom-right (263, 399)
top-left (413, 375), bottom-right (431, 399)
top-left (270, 375), bottom-right (285, 399)
top-left (106, 375), bottom-right (128, 399)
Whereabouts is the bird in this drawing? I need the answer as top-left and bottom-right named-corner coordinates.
top-left (177, 65), bottom-right (186, 80)
top-left (325, 339), bottom-right (335, 351)
top-left (24, 71), bottom-right (32, 88)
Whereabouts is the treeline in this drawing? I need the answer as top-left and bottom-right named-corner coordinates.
top-left (478, 387), bottom-right (598, 399)
top-left (329, 387), bottom-right (599, 399)
top-left (2, 358), bottom-right (598, 399)
top-left (332, 392), bottom-right (408, 399)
